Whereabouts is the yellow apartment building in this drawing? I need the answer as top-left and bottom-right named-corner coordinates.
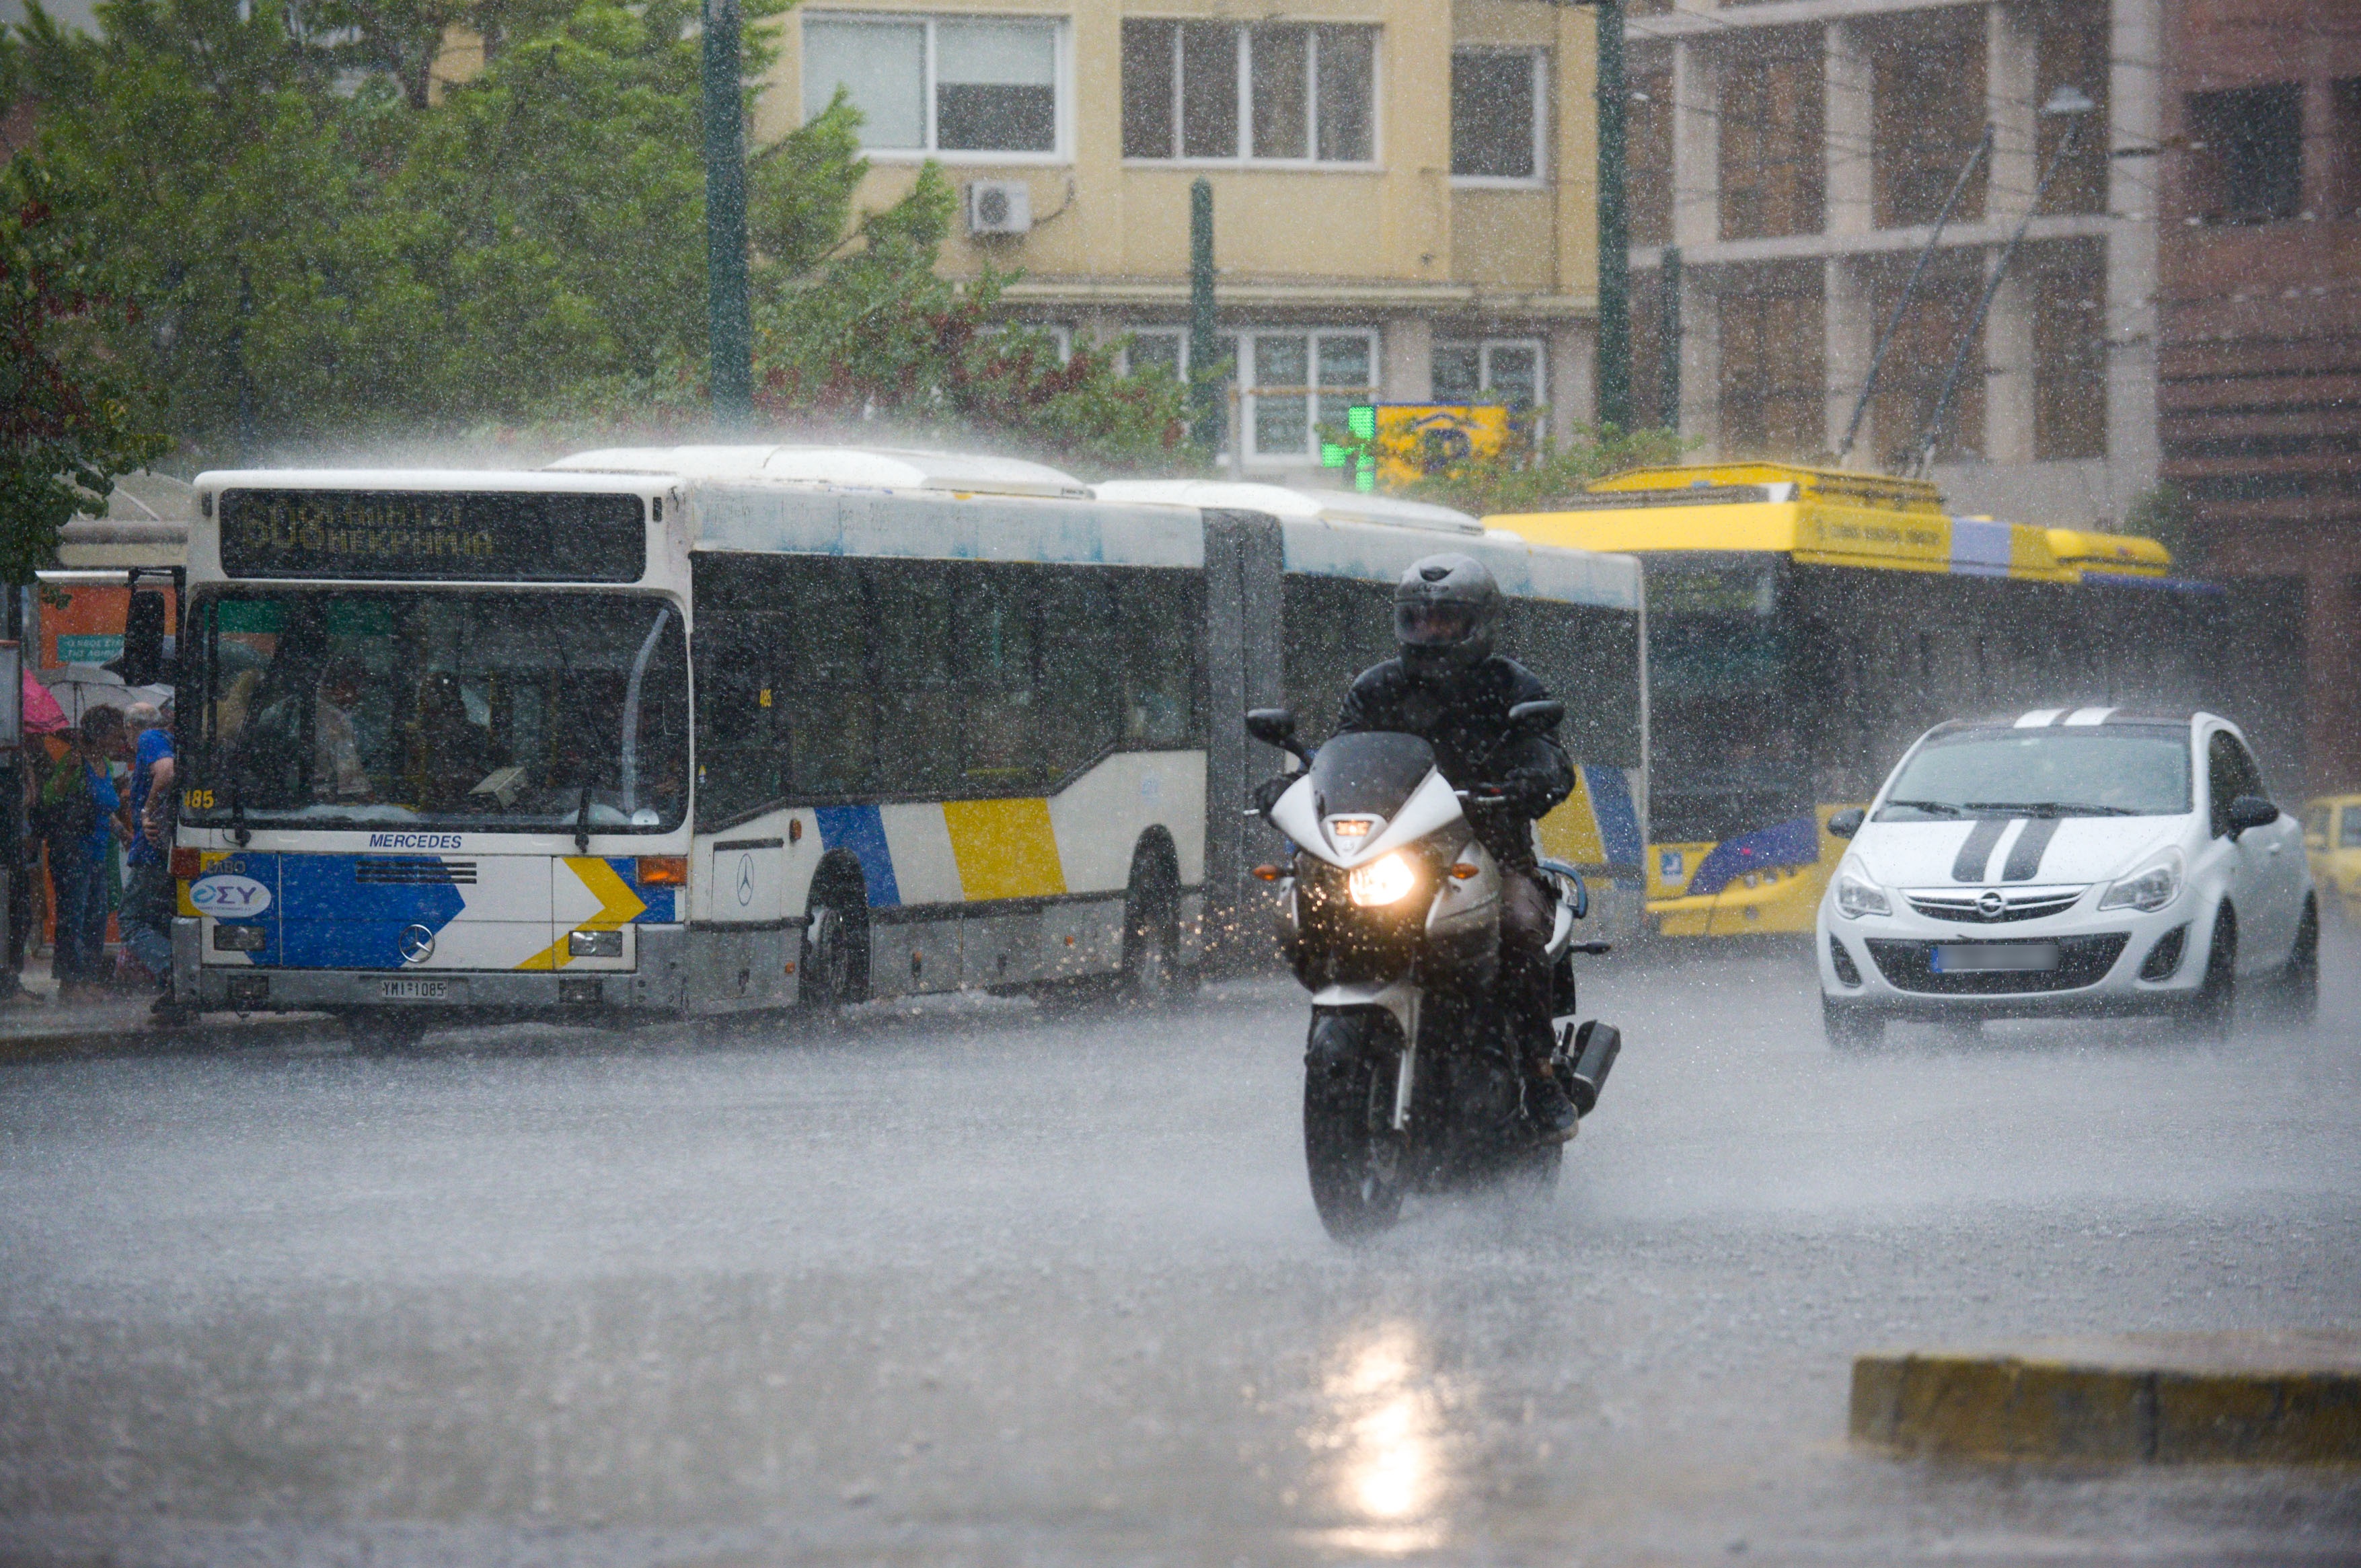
top-left (754, 0), bottom-right (1604, 475)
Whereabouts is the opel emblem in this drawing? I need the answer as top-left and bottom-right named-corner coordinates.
top-left (398, 924), bottom-right (437, 964)
top-left (1976, 890), bottom-right (2006, 920)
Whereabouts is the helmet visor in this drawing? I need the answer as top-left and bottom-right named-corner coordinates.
top-left (1394, 601), bottom-right (1478, 647)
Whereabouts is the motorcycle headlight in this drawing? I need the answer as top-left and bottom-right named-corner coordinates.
top-left (1347, 852), bottom-right (1419, 907)
top-left (1834, 864), bottom-right (1890, 920)
top-left (2097, 847), bottom-right (2183, 913)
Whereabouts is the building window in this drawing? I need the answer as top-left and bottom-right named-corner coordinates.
top-left (1432, 340), bottom-right (1545, 408)
top-left (2031, 241), bottom-right (2106, 461)
top-left (804, 13), bottom-right (1062, 157)
top-left (1715, 263), bottom-right (1824, 459)
top-left (2335, 79), bottom-right (2361, 218)
top-left (2188, 85), bottom-right (2304, 225)
top-left (1872, 9), bottom-right (1986, 229)
top-left (1719, 29), bottom-right (1822, 241)
top-left (1628, 56), bottom-right (1674, 246)
top-left (1452, 50), bottom-right (1546, 184)
top-left (1121, 20), bottom-right (1376, 165)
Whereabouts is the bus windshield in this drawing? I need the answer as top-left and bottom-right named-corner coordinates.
top-left (182, 589), bottom-right (687, 833)
top-left (1876, 726), bottom-right (2192, 820)
top-left (1645, 560), bottom-right (1804, 843)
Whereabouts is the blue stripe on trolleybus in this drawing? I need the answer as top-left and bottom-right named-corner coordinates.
top-left (813, 805), bottom-right (901, 908)
top-left (1579, 766), bottom-right (1645, 868)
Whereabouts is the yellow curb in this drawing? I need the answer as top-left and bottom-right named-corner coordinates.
top-left (1852, 1333), bottom-right (2361, 1464)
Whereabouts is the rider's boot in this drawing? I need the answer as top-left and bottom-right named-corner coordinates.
top-left (1522, 1034), bottom-right (1579, 1142)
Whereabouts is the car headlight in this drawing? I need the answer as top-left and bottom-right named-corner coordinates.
top-left (1347, 852), bottom-right (1419, 907)
top-left (2097, 847), bottom-right (2184, 913)
top-left (1834, 865), bottom-right (1890, 920)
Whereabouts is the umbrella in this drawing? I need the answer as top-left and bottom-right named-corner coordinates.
top-left (20, 669), bottom-right (67, 736)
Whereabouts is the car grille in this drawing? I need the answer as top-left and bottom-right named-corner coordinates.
top-left (1903, 885), bottom-right (2087, 924)
top-left (354, 858), bottom-right (478, 885)
top-left (1865, 933), bottom-right (2130, 994)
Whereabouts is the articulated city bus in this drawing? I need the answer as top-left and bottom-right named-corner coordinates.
top-left (165, 449), bottom-right (1643, 1041)
top-left (1490, 463), bottom-right (2220, 940)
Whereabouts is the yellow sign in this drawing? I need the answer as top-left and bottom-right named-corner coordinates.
top-left (1369, 405), bottom-right (1513, 488)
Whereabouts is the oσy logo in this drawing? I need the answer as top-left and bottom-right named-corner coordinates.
top-left (189, 873), bottom-right (272, 918)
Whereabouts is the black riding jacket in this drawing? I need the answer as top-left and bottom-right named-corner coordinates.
top-left (1333, 655), bottom-right (1575, 867)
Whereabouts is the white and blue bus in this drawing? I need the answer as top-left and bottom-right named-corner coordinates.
top-left (164, 448), bottom-right (1643, 1041)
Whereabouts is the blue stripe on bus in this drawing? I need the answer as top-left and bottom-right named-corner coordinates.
top-left (274, 854), bottom-right (467, 969)
top-left (1685, 815), bottom-right (1822, 898)
top-left (813, 805), bottom-right (901, 908)
top-left (1580, 766), bottom-right (1645, 867)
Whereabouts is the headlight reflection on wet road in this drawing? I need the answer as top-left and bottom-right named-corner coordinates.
top-left (1314, 1321), bottom-right (1448, 1553)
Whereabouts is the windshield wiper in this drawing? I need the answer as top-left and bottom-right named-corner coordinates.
top-left (574, 782), bottom-right (593, 854)
top-left (1881, 798), bottom-right (1962, 817)
top-left (1963, 800), bottom-right (2135, 817)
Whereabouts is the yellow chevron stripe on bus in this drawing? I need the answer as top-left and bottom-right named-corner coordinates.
top-left (515, 856), bottom-right (647, 971)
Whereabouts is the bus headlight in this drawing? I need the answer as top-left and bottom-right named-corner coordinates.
top-left (1348, 853), bottom-right (1419, 907)
top-left (2097, 848), bottom-right (2183, 913)
top-left (1834, 866), bottom-right (1890, 920)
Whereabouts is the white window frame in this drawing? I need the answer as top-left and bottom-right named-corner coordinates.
top-left (1234, 328), bottom-right (1382, 465)
top-left (1448, 47), bottom-right (1548, 190)
top-left (1433, 337), bottom-right (1548, 407)
top-left (1117, 328), bottom-right (1187, 379)
top-left (1119, 20), bottom-right (1382, 171)
top-left (802, 11), bottom-right (1072, 166)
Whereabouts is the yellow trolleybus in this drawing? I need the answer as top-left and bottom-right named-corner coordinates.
top-left (1490, 463), bottom-right (2219, 939)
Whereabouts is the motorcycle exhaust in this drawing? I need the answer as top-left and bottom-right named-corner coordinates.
top-left (1562, 1020), bottom-right (1620, 1115)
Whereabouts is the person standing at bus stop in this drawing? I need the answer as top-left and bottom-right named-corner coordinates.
top-left (36, 705), bottom-right (128, 1000)
top-left (120, 702), bottom-right (175, 994)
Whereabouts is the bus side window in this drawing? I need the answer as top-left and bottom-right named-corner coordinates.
top-left (1117, 570), bottom-right (1203, 749)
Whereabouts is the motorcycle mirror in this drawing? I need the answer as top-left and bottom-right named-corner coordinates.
top-left (1246, 707), bottom-right (1312, 763)
top-left (1507, 699), bottom-right (1564, 731)
top-left (1826, 807), bottom-right (1866, 839)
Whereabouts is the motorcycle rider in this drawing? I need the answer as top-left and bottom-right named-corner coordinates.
top-left (1273, 552), bottom-right (1582, 1140)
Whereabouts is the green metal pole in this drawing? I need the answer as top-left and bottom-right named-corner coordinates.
top-left (702, 0), bottom-right (752, 424)
top-left (1594, 0), bottom-right (1630, 432)
top-left (1188, 178), bottom-right (1221, 453)
top-left (1657, 244), bottom-right (1681, 432)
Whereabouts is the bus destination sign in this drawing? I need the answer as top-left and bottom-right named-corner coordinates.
top-left (219, 490), bottom-right (648, 583)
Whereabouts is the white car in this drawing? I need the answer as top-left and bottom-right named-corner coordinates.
top-left (1817, 709), bottom-right (2319, 1045)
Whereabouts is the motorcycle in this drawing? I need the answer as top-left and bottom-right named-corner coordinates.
top-left (1247, 702), bottom-right (1622, 1242)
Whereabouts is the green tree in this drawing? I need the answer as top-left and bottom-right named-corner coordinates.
top-left (1328, 415), bottom-right (1688, 517)
top-left (0, 160), bottom-right (168, 583)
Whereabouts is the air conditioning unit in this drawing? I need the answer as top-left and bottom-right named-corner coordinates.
top-left (965, 180), bottom-right (1033, 237)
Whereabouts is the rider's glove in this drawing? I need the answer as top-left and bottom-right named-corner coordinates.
top-left (1252, 774), bottom-right (1296, 815)
top-left (1499, 766), bottom-right (1561, 817)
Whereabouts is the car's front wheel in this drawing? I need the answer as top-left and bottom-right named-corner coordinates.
top-left (1822, 994), bottom-right (1885, 1051)
top-left (2261, 896), bottom-right (2319, 1029)
top-left (2172, 908), bottom-right (2237, 1043)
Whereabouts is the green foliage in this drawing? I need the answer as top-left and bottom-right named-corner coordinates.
top-left (1326, 414), bottom-right (1690, 518)
top-left (4, 0), bottom-right (1191, 473)
top-left (0, 160), bottom-right (170, 583)
top-left (2125, 481), bottom-right (2195, 570)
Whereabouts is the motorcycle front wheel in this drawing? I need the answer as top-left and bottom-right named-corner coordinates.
top-left (1303, 1017), bottom-right (1407, 1242)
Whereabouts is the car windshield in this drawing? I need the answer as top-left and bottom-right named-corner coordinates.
top-left (1875, 726), bottom-right (2191, 821)
top-left (182, 589), bottom-right (687, 833)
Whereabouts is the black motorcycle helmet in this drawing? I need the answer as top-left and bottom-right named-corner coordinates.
top-left (1392, 553), bottom-right (1501, 679)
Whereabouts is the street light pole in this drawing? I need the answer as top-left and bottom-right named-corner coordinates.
top-left (1909, 87), bottom-right (2095, 476)
top-left (1594, 0), bottom-right (1631, 432)
top-left (702, 0), bottom-right (753, 426)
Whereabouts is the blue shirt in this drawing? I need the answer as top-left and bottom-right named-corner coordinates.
top-left (83, 763), bottom-right (118, 869)
top-left (128, 728), bottom-right (172, 867)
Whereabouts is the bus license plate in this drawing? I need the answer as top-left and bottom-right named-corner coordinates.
top-left (1932, 942), bottom-right (2059, 973)
top-left (380, 978), bottom-right (453, 1001)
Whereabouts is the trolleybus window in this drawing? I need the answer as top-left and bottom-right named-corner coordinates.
top-left (693, 555), bottom-right (1203, 826)
top-left (182, 590), bottom-right (687, 831)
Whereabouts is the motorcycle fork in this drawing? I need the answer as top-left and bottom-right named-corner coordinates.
top-left (1390, 986), bottom-right (1422, 1133)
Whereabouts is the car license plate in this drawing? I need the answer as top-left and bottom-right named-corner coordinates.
top-left (1932, 942), bottom-right (2060, 973)
top-left (379, 978), bottom-right (452, 1001)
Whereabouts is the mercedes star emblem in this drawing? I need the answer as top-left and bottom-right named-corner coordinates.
top-left (399, 924), bottom-right (437, 965)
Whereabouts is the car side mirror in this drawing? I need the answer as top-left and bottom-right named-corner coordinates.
top-left (1246, 706), bottom-right (1312, 764)
top-left (1507, 699), bottom-right (1564, 733)
top-left (1826, 807), bottom-right (1866, 839)
top-left (2226, 794), bottom-right (2280, 838)
top-left (120, 590), bottom-right (170, 687)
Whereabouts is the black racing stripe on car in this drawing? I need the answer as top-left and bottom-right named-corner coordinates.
top-left (2001, 816), bottom-right (2059, 881)
top-left (1953, 817), bottom-right (2007, 883)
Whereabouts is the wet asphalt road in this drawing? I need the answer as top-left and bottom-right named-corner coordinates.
top-left (2, 934), bottom-right (2359, 1567)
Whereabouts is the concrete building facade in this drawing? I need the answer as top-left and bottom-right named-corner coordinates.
top-left (2157, 0), bottom-right (2361, 794)
top-left (1623, 0), bottom-right (2161, 529)
top-left (757, 0), bottom-right (1606, 476)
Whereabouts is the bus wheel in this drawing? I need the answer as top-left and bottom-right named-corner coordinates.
top-left (1121, 837), bottom-right (1186, 1005)
top-left (800, 856), bottom-right (871, 1009)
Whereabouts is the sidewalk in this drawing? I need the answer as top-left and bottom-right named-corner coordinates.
top-left (0, 955), bottom-right (334, 1061)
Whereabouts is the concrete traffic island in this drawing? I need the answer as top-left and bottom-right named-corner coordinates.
top-left (1852, 1333), bottom-right (2361, 1464)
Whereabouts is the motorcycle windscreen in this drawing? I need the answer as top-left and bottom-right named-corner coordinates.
top-left (1308, 732), bottom-right (1436, 816)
